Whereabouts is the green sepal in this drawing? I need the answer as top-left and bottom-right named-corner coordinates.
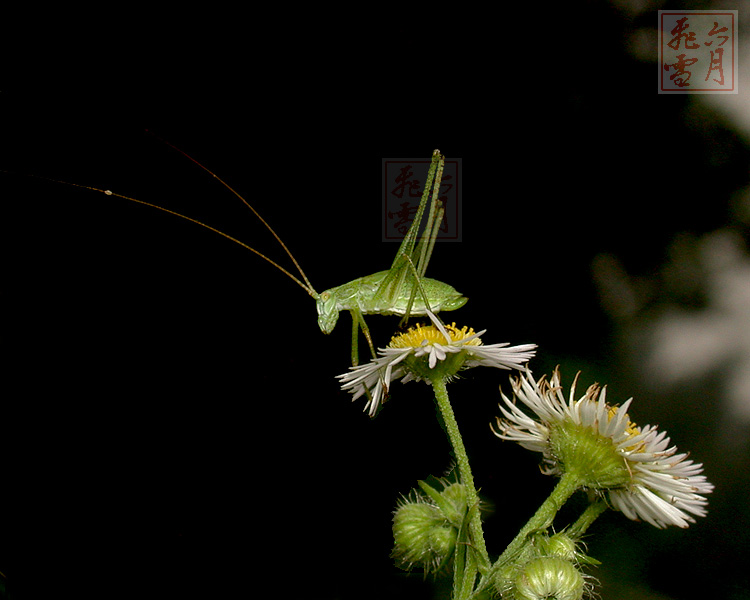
top-left (417, 479), bottom-right (468, 528)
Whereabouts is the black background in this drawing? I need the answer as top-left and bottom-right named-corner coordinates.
top-left (2, 3), bottom-right (749, 599)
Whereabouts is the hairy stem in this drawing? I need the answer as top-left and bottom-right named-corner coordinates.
top-left (494, 471), bottom-right (582, 571)
top-left (431, 377), bottom-right (490, 581)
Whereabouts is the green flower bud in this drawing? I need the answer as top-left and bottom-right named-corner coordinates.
top-left (536, 532), bottom-right (578, 562)
top-left (435, 482), bottom-right (469, 525)
top-left (512, 556), bottom-right (585, 600)
top-left (494, 533), bottom-right (596, 597)
top-left (392, 498), bottom-right (457, 572)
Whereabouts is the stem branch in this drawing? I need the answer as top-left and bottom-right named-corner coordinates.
top-left (567, 497), bottom-right (608, 539)
top-left (487, 471), bottom-right (582, 586)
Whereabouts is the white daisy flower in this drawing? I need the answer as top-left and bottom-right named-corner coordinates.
top-left (337, 311), bottom-right (537, 417)
top-left (492, 368), bottom-right (714, 529)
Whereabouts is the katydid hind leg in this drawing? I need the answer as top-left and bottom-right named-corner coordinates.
top-left (423, 204), bottom-right (445, 276)
top-left (389, 150), bottom-right (442, 269)
top-left (413, 152), bottom-right (445, 280)
top-left (374, 150), bottom-right (444, 324)
top-left (401, 178), bottom-right (446, 324)
top-left (376, 150), bottom-right (441, 304)
top-left (400, 152), bottom-right (446, 325)
top-left (399, 253), bottom-right (434, 328)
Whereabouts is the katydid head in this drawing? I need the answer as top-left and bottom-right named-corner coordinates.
top-left (315, 290), bottom-right (340, 334)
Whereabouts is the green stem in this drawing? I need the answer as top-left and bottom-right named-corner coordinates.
top-left (567, 498), bottom-right (608, 539)
top-left (468, 475), bottom-right (595, 599)
top-left (488, 471), bottom-right (582, 581)
top-left (431, 376), bottom-right (490, 573)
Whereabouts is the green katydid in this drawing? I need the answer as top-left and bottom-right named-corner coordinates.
top-left (313, 149), bottom-right (467, 366)
top-left (8, 145), bottom-right (467, 369)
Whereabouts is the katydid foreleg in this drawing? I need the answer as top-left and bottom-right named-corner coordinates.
top-left (350, 307), bottom-right (379, 366)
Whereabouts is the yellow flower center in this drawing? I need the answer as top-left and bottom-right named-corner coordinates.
top-left (389, 322), bottom-right (482, 349)
top-left (607, 405), bottom-right (645, 454)
top-left (607, 405), bottom-right (641, 437)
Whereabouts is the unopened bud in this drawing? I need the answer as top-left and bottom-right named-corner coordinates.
top-left (513, 556), bottom-right (585, 600)
top-left (392, 499), bottom-right (457, 572)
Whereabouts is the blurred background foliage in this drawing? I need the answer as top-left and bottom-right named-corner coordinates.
top-left (2, 0), bottom-right (749, 598)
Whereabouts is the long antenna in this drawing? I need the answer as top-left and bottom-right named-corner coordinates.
top-left (1, 169), bottom-right (318, 298)
top-left (145, 131), bottom-right (318, 296)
